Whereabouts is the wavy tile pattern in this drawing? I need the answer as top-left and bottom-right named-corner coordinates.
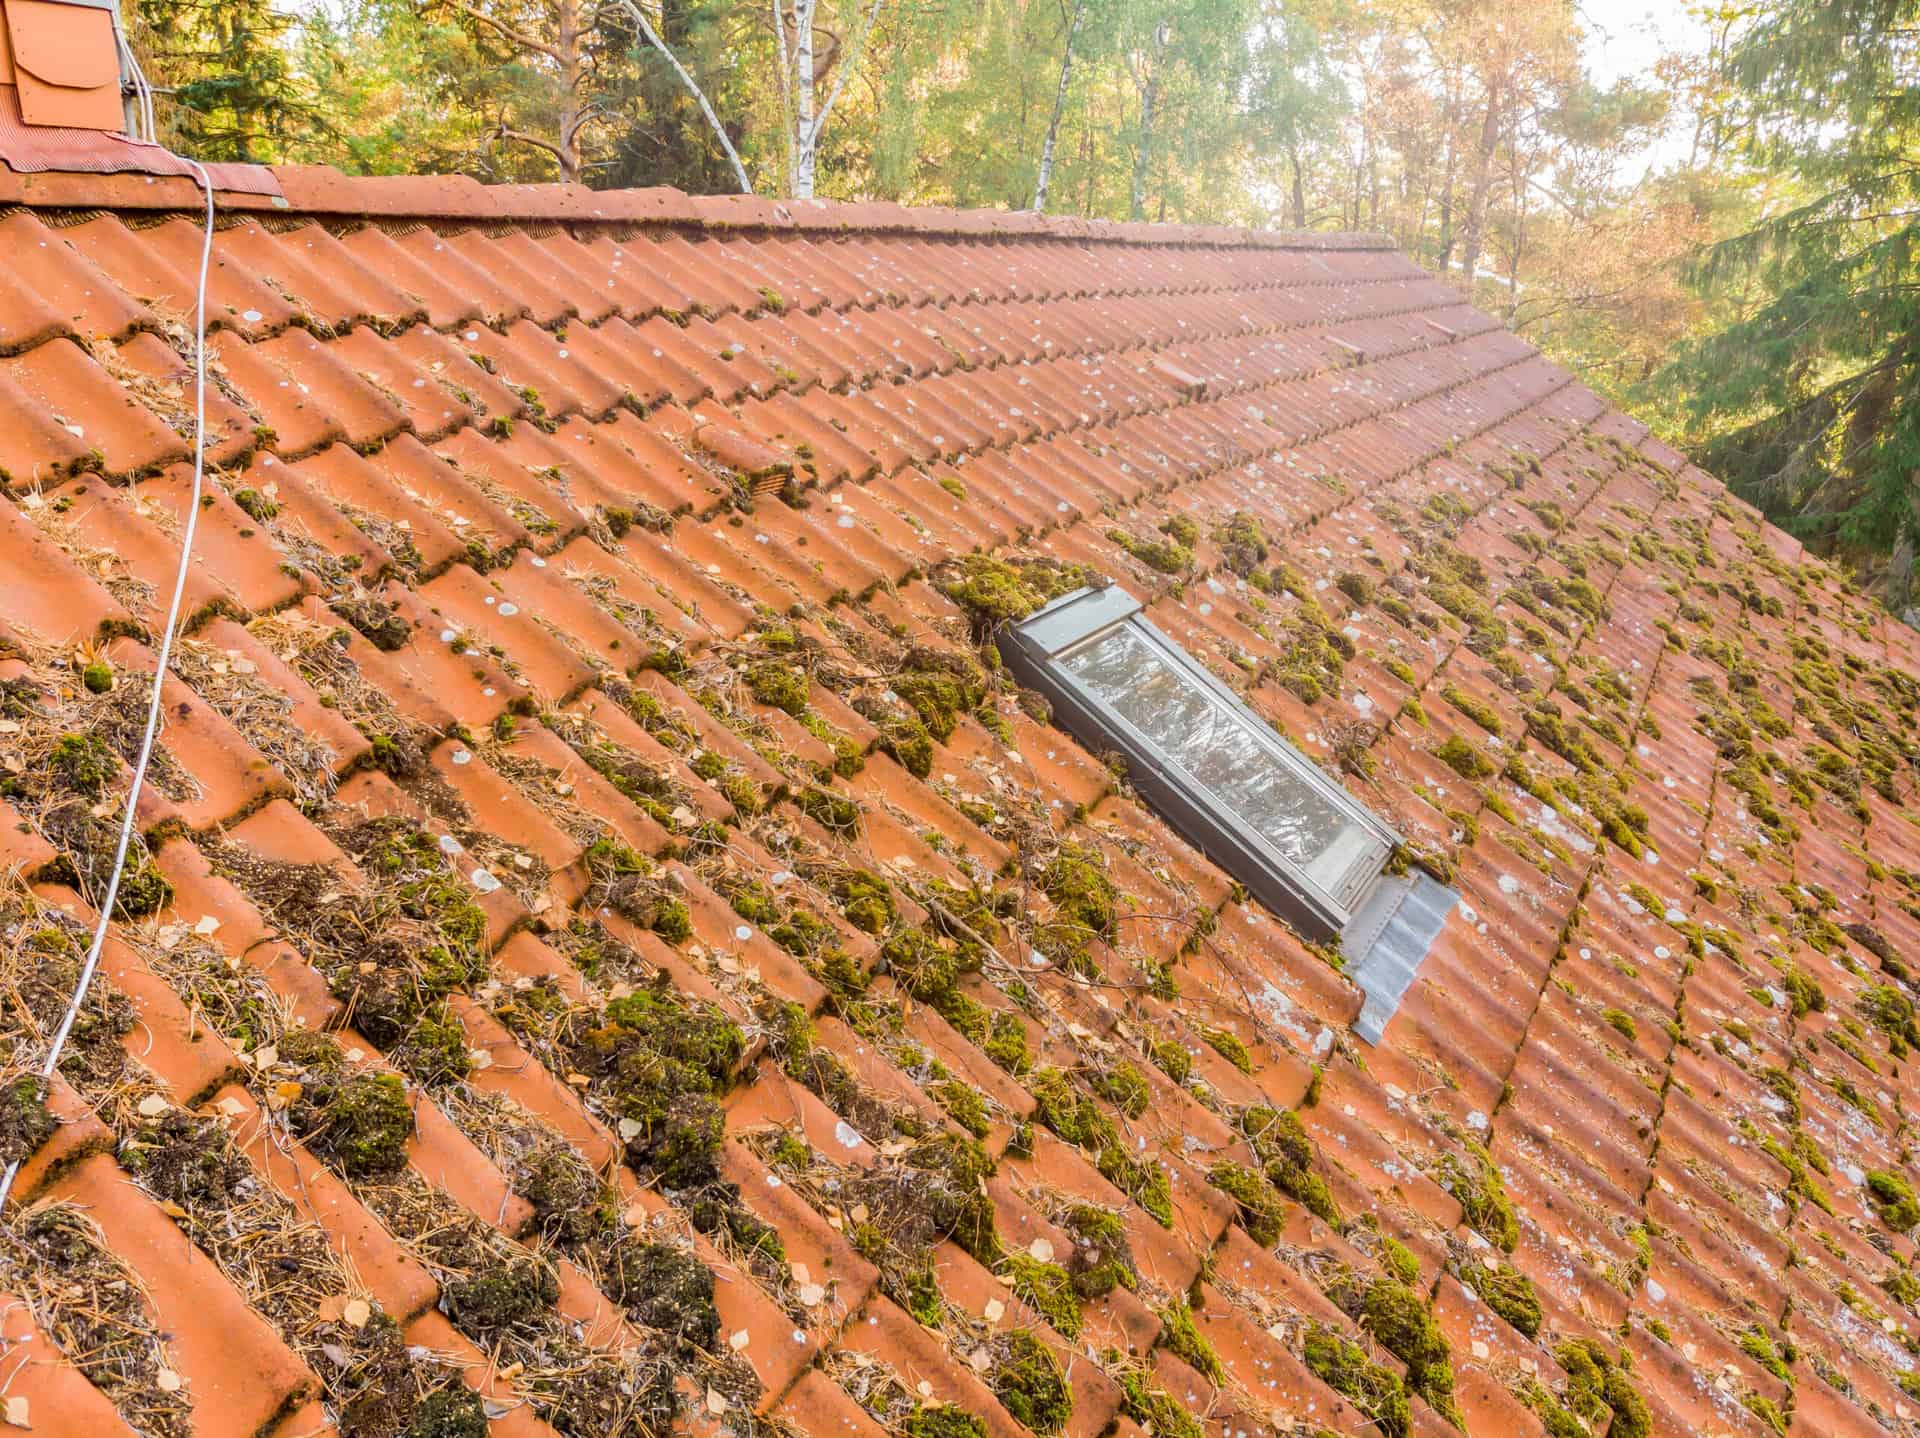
top-left (0, 171), bottom-right (1915, 1438)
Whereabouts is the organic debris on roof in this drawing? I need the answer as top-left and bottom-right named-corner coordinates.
top-left (0, 167), bottom-right (1919, 1438)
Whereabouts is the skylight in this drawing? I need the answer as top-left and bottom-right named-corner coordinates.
top-left (1003, 583), bottom-right (1459, 1042)
top-left (1003, 584), bottom-right (1399, 937)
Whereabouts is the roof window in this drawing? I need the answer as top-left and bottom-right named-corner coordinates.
top-left (1003, 584), bottom-right (1454, 1039)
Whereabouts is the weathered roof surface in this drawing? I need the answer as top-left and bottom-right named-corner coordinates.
top-left (2, 164), bottom-right (1917, 1438)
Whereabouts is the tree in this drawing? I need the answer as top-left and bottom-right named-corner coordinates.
top-left (1658, 0), bottom-right (1920, 600)
top-left (129, 0), bottom-right (320, 161)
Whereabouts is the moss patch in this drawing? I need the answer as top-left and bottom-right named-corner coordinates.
top-left (1304, 1325), bottom-right (1410, 1438)
top-left (295, 1071), bottom-right (415, 1178)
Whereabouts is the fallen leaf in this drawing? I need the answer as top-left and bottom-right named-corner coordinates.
top-left (137, 1094), bottom-right (170, 1118)
top-left (729, 1329), bottom-right (751, 1352)
top-left (3, 1396), bottom-right (28, 1427)
top-left (983, 1299), bottom-right (1005, 1323)
top-left (797, 1283), bottom-right (826, 1308)
top-left (1027, 1238), bottom-right (1054, 1262)
top-left (193, 915), bottom-right (221, 936)
top-left (706, 1388), bottom-right (728, 1415)
top-left (156, 1368), bottom-right (183, 1393)
top-left (343, 1299), bottom-right (371, 1329)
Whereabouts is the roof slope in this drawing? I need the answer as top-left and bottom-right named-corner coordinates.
top-left (1, 167), bottom-right (1917, 1438)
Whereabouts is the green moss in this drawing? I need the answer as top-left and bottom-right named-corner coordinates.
top-left (984, 1010), bottom-right (1030, 1075)
top-left (398, 1386), bottom-right (489, 1438)
top-left (1158, 1298), bottom-right (1224, 1383)
top-left (1114, 1365), bottom-right (1204, 1438)
top-left (1211, 512), bottom-right (1269, 576)
top-left (443, 1256), bottom-right (560, 1336)
top-left (1555, 1339), bottom-right (1650, 1438)
top-left (232, 487), bottom-right (280, 522)
top-left (1434, 735), bottom-right (1495, 780)
top-left (51, 732), bottom-right (114, 796)
top-left (1738, 1326), bottom-right (1791, 1384)
top-left (1002, 1254), bottom-right (1081, 1338)
top-left (1455, 1256), bottom-right (1541, 1337)
top-left (932, 1079), bottom-right (991, 1137)
top-left (902, 1406), bottom-right (987, 1438)
top-left (880, 716), bottom-right (935, 777)
top-left (989, 1329), bottom-right (1073, 1433)
top-left (1867, 1169), bottom-right (1920, 1230)
top-left (746, 660), bottom-right (811, 716)
top-left (1603, 1008), bottom-right (1638, 1040)
top-left (297, 1072), bottom-right (415, 1178)
top-left (1242, 1107), bottom-right (1339, 1225)
top-left (1109, 527), bottom-right (1193, 575)
top-left (612, 1240), bottom-right (721, 1350)
top-left (1344, 1275), bottom-right (1458, 1424)
top-left (1334, 571), bottom-right (1375, 606)
top-left (1303, 1326), bottom-right (1409, 1438)
top-left (1150, 1038), bottom-right (1192, 1083)
top-left (1090, 1061), bottom-right (1151, 1118)
top-left (0, 1075), bottom-right (55, 1167)
top-left (1440, 1149), bottom-right (1518, 1251)
top-left (1441, 684), bottom-right (1502, 736)
top-left (80, 660), bottom-right (114, 694)
top-left (1202, 1026), bottom-right (1253, 1073)
top-left (1381, 1236), bottom-right (1420, 1287)
top-left (938, 554), bottom-right (1098, 636)
top-left (795, 785), bottom-right (861, 836)
top-left (1209, 1160), bottom-right (1287, 1245)
top-left (1035, 843), bottom-right (1119, 971)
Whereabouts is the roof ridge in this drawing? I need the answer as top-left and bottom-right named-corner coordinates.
top-left (0, 157), bottom-right (1400, 249)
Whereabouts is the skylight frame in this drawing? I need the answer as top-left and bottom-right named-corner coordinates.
top-left (1002, 584), bottom-right (1399, 939)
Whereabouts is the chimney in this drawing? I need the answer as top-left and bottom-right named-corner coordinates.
top-left (0, 0), bottom-right (132, 133)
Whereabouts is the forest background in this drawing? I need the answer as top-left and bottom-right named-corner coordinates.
top-left (127, 0), bottom-right (1920, 607)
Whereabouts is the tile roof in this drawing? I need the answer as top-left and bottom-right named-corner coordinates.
top-left (0, 163), bottom-right (1916, 1438)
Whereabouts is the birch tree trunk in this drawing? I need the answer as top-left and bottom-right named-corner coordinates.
top-left (1129, 22), bottom-right (1167, 221)
top-left (1031, 0), bottom-right (1084, 213)
top-left (794, 0), bottom-right (817, 196)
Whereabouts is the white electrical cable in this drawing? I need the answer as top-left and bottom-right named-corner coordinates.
top-left (0, 155), bottom-right (214, 1216)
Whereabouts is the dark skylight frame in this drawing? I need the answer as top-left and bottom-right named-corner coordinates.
top-left (1001, 584), bottom-right (1399, 941)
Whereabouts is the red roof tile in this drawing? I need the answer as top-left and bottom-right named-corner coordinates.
top-left (4, 163), bottom-right (1919, 1438)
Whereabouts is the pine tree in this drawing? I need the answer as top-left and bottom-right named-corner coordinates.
top-left (1663, 0), bottom-right (1920, 603)
top-left (131, 0), bottom-right (321, 161)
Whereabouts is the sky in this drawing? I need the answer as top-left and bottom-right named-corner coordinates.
top-left (1581, 0), bottom-right (1713, 176)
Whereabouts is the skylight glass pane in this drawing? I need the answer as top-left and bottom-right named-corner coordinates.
top-left (1059, 623), bottom-right (1369, 891)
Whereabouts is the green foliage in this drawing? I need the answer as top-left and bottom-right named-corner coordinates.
top-left (1654, 0), bottom-right (1920, 600)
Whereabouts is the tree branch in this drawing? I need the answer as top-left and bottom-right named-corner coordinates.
top-left (438, 0), bottom-right (562, 62)
top-left (809, 0), bottom-right (885, 144)
top-left (610, 0), bottom-right (755, 194)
